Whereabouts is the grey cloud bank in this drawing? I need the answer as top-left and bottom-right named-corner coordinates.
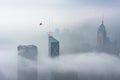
top-left (1, 51), bottom-right (120, 80)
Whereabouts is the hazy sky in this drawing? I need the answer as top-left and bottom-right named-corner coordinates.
top-left (0, 0), bottom-right (120, 51)
top-left (0, 1), bottom-right (120, 80)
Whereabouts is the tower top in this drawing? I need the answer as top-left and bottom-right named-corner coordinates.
top-left (98, 16), bottom-right (106, 34)
top-left (102, 15), bottom-right (104, 24)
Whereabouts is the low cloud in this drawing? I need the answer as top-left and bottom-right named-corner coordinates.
top-left (0, 46), bottom-right (120, 80)
top-left (38, 52), bottom-right (120, 80)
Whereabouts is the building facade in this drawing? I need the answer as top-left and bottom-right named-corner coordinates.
top-left (17, 45), bottom-right (38, 80)
top-left (49, 35), bottom-right (59, 57)
top-left (96, 20), bottom-right (119, 55)
top-left (97, 20), bottom-right (108, 46)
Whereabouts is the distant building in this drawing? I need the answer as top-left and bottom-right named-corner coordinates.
top-left (49, 35), bottom-right (59, 57)
top-left (97, 20), bottom-right (109, 46)
top-left (17, 45), bottom-right (38, 80)
top-left (96, 20), bottom-right (119, 55)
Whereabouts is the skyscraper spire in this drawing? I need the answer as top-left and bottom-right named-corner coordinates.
top-left (102, 15), bottom-right (104, 24)
top-left (97, 16), bottom-right (107, 46)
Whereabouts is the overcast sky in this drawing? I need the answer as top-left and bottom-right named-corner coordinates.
top-left (0, 0), bottom-right (120, 51)
top-left (0, 1), bottom-right (120, 79)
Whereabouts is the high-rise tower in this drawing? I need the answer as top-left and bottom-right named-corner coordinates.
top-left (96, 19), bottom-right (119, 55)
top-left (97, 20), bottom-right (107, 46)
top-left (48, 35), bottom-right (59, 57)
top-left (17, 45), bottom-right (38, 80)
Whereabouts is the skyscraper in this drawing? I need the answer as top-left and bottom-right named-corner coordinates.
top-left (48, 35), bottom-right (59, 57)
top-left (97, 20), bottom-right (107, 46)
top-left (17, 45), bottom-right (38, 80)
top-left (96, 19), bottom-right (119, 55)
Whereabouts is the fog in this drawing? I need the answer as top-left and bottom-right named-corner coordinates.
top-left (0, 17), bottom-right (120, 80)
top-left (0, 0), bottom-right (120, 80)
top-left (38, 53), bottom-right (120, 80)
top-left (0, 50), bottom-right (120, 80)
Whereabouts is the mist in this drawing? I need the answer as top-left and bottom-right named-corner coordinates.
top-left (0, 0), bottom-right (120, 80)
top-left (1, 51), bottom-right (120, 80)
top-left (1, 17), bottom-right (120, 80)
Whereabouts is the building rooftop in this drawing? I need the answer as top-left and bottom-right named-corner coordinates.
top-left (49, 35), bottom-right (59, 43)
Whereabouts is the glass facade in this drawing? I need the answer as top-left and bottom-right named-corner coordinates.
top-left (49, 35), bottom-right (59, 57)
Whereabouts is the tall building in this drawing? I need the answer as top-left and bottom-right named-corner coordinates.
top-left (96, 19), bottom-right (119, 55)
top-left (49, 35), bottom-right (59, 57)
top-left (17, 45), bottom-right (38, 80)
top-left (97, 20), bottom-right (107, 46)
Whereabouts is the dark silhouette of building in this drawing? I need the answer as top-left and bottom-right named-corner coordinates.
top-left (49, 35), bottom-right (59, 57)
top-left (17, 45), bottom-right (38, 80)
